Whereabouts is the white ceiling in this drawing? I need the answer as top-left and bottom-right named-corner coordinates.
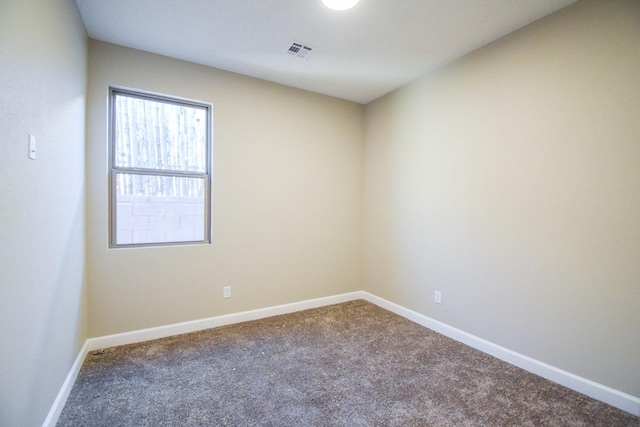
top-left (75, 0), bottom-right (578, 104)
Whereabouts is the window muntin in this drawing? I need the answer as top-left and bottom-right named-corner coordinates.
top-left (109, 88), bottom-right (211, 247)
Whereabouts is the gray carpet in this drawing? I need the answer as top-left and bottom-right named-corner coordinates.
top-left (58, 300), bottom-right (638, 426)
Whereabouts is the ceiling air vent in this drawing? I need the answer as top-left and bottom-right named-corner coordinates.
top-left (287, 41), bottom-right (314, 59)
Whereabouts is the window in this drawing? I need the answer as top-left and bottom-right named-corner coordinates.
top-left (109, 88), bottom-right (211, 247)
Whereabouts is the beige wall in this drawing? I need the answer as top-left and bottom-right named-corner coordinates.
top-left (0, 0), bottom-right (88, 425)
top-left (363, 0), bottom-right (640, 396)
top-left (86, 41), bottom-right (364, 336)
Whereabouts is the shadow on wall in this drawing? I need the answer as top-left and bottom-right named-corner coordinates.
top-left (26, 192), bottom-right (87, 426)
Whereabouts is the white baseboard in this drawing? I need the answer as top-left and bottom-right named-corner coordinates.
top-left (360, 291), bottom-right (640, 417)
top-left (42, 340), bottom-right (90, 427)
top-left (85, 291), bottom-right (364, 352)
top-left (44, 290), bottom-right (639, 426)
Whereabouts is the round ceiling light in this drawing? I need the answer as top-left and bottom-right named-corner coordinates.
top-left (322, 0), bottom-right (360, 11)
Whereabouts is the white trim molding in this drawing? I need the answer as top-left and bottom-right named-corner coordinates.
top-left (44, 290), bottom-right (639, 425)
top-left (84, 292), bottom-right (363, 352)
top-left (360, 292), bottom-right (640, 417)
top-left (42, 340), bottom-right (90, 427)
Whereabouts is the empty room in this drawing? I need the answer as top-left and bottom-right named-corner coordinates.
top-left (1, 0), bottom-right (638, 425)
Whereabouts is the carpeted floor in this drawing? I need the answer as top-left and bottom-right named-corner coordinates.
top-left (57, 300), bottom-right (638, 426)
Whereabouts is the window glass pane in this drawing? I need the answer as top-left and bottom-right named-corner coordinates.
top-left (114, 94), bottom-right (207, 172)
top-left (115, 173), bottom-right (206, 245)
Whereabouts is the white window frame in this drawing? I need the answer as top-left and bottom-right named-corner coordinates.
top-left (108, 87), bottom-right (212, 248)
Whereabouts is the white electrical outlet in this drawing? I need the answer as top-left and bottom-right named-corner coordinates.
top-left (223, 286), bottom-right (231, 299)
top-left (28, 134), bottom-right (37, 160)
top-left (434, 291), bottom-right (442, 304)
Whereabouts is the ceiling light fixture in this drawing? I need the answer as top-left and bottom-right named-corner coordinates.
top-left (322, 0), bottom-right (360, 11)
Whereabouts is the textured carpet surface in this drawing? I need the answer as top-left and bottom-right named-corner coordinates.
top-left (58, 300), bottom-right (638, 426)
